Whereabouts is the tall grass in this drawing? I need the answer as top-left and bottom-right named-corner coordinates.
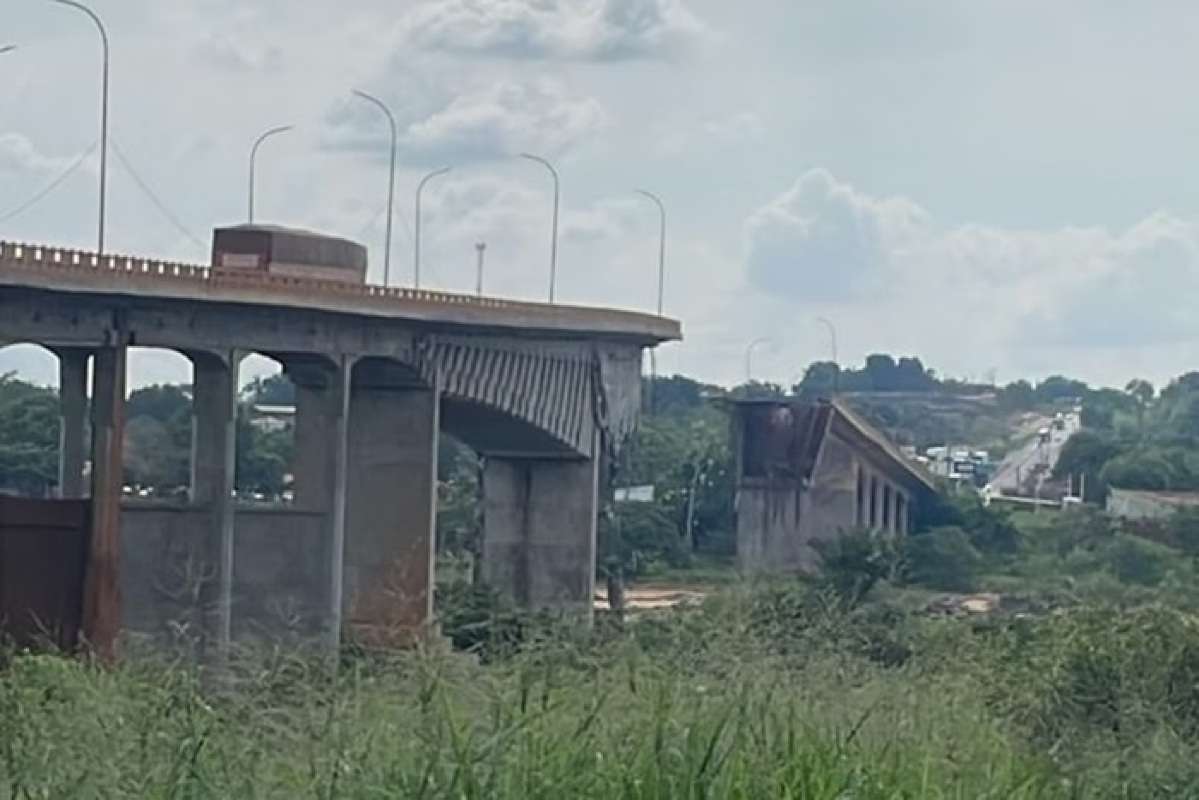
top-left (4, 584), bottom-right (1199, 798)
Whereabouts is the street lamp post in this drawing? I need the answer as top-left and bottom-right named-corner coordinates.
top-left (816, 317), bottom-right (839, 394)
top-left (247, 125), bottom-right (293, 224)
top-left (475, 242), bottom-right (486, 296)
top-left (520, 153), bottom-right (559, 303)
top-left (635, 189), bottom-right (667, 414)
top-left (745, 337), bottom-right (771, 384)
top-left (50, 0), bottom-right (108, 255)
top-left (635, 189), bottom-right (666, 316)
top-left (414, 166), bottom-right (451, 289)
top-left (351, 89), bottom-right (397, 286)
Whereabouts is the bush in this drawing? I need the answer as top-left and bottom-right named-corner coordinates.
top-left (812, 528), bottom-right (901, 606)
top-left (434, 580), bottom-right (524, 660)
top-left (1105, 535), bottom-right (1173, 587)
top-left (903, 526), bottom-right (982, 591)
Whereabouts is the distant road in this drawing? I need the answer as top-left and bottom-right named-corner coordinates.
top-left (989, 411), bottom-right (1080, 496)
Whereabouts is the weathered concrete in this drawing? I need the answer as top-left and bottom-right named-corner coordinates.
top-left (289, 357), bottom-right (351, 652)
top-left (120, 505), bottom-right (327, 648)
top-left (82, 345), bottom-right (126, 659)
top-left (731, 399), bottom-right (933, 574)
top-left (481, 449), bottom-right (599, 612)
top-left (188, 350), bottom-right (240, 657)
top-left (344, 359), bottom-right (439, 645)
top-left (1, 236), bottom-right (677, 655)
top-left (55, 347), bottom-right (89, 498)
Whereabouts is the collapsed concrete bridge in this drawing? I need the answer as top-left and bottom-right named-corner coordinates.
top-left (0, 231), bottom-right (679, 657)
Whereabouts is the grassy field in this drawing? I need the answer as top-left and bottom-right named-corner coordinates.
top-left (6, 505), bottom-right (1199, 798)
top-left (5, 589), bottom-right (1199, 797)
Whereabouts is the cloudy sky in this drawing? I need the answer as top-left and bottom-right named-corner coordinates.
top-left (4, 0), bottom-right (1199, 391)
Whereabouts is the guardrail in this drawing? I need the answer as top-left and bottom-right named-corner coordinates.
top-left (0, 241), bottom-right (677, 332)
top-left (0, 240), bottom-right (536, 310)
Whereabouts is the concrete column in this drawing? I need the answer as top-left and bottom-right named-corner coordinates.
top-left (869, 474), bottom-right (880, 529)
top-left (81, 344), bottom-right (126, 661)
top-left (55, 347), bottom-right (90, 498)
top-left (481, 450), bottom-right (599, 614)
top-left (189, 350), bottom-right (240, 657)
top-left (289, 357), bottom-right (352, 656)
top-left (344, 375), bottom-right (439, 646)
top-left (882, 484), bottom-right (893, 532)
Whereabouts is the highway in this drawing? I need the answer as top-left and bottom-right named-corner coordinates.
top-left (988, 410), bottom-right (1080, 496)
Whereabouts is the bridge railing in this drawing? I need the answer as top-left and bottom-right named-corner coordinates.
top-left (0, 240), bottom-right (601, 316)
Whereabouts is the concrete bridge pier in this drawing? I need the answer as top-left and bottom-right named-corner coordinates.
top-left (82, 344), bottom-right (127, 660)
top-left (188, 350), bottom-right (240, 659)
top-left (344, 359), bottom-right (440, 646)
top-left (54, 346), bottom-right (90, 499)
top-left (481, 447), bottom-right (600, 615)
top-left (289, 356), bottom-right (352, 655)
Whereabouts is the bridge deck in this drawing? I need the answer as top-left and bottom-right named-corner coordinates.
top-left (0, 241), bottom-right (680, 344)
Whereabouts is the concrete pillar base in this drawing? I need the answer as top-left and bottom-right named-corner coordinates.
top-left (82, 345), bottom-right (126, 661)
top-left (344, 376), bottom-right (439, 647)
top-left (481, 454), bottom-right (598, 616)
top-left (55, 347), bottom-right (90, 499)
top-left (289, 356), bottom-right (352, 657)
top-left (188, 350), bottom-right (240, 661)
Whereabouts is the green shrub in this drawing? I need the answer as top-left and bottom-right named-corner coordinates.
top-left (1105, 535), bottom-right (1173, 587)
top-left (434, 580), bottom-right (525, 660)
top-left (812, 528), bottom-right (901, 606)
top-left (903, 526), bottom-right (982, 591)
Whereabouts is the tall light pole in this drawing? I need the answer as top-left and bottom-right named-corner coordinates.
top-left (635, 189), bottom-right (666, 316)
top-left (351, 89), bottom-right (397, 286)
top-left (816, 316), bottom-right (839, 395)
top-left (248, 125), bottom-right (292, 224)
top-left (635, 189), bottom-right (667, 414)
top-left (521, 153), bottom-right (559, 303)
top-left (475, 242), bottom-right (486, 296)
top-left (745, 337), bottom-right (771, 384)
top-left (414, 166), bottom-right (451, 289)
top-left (51, 0), bottom-right (108, 255)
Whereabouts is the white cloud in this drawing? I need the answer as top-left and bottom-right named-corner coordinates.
top-left (326, 78), bottom-right (606, 164)
top-left (740, 169), bottom-right (1199, 380)
top-left (398, 0), bottom-right (710, 60)
top-left (702, 111), bottom-right (765, 144)
top-left (192, 33), bottom-right (284, 73)
top-left (0, 133), bottom-right (80, 176)
top-left (403, 79), bottom-right (606, 162)
top-left (744, 168), bottom-right (930, 301)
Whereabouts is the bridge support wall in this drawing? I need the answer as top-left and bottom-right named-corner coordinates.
top-left (83, 345), bottom-right (126, 659)
top-left (56, 347), bottom-right (89, 499)
top-left (344, 380), bottom-right (439, 645)
top-left (189, 350), bottom-right (240, 658)
top-left (290, 358), bottom-right (351, 655)
top-left (481, 449), bottom-right (599, 615)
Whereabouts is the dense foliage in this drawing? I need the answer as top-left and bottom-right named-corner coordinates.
top-left (0, 372), bottom-right (59, 495)
top-left (1054, 373), bottom-right (1199, 498)
top-left (9, 568), bottom-right (1199, 796)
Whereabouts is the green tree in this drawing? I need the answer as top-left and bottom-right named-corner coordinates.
top-left (235, 411), bottom-right (292, 497)
top-left (1035, 375), bottom-right (1089, 404)
top-left (0, 373), bottom-right (59, 496)
top-left (123, 384), bottom-right (192, 491)
top-left (242, 373), bottom-right (295, 406)
top-left (1054, 430), bottom-right (1121, 501)
top-left (997, 380), bottom-right (1036, 411)
top-left (126, 384), bottom-right (191, 423)
top-left (645, 374), bottom-right (721, 416)
top-left (903, 526), bottom-right (982, 592)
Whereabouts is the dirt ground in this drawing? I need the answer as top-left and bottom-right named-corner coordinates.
top-left (592, 584), bottom-right (707, 611)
